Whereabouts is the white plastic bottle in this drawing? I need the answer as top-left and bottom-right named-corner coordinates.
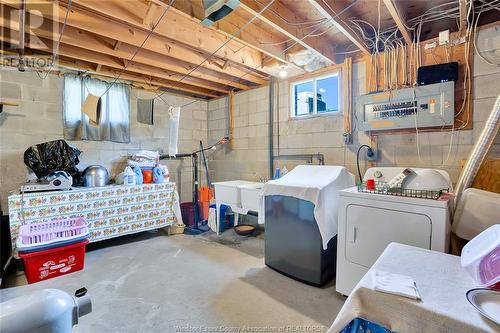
top-left (123, 166), bottom-right (136, 186)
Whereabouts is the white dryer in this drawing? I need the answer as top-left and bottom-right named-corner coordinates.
top-left (336, 167), bottom-right (453, 296)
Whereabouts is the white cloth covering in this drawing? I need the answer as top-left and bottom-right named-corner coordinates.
top-left (328, 243), bottom-right (499, 333)
top-left (372, 270), bottom-right (421, 300)
top-left (133, 150), bottom-right (160, 160)
top-left (127, 150), bottom-right (160, 168)
top-left (263, 165), bottom-right (355, 249)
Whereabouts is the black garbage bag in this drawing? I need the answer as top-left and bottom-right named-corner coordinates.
top-left (24, 139), bottom-right (81, 179)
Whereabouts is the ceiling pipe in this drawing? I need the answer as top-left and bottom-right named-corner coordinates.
top-left (268, 77), bottom-right (275, 179)
top-left (454, 94), bottom-right (500, 209)
top-left (18, 0), bottom-right (26, 71)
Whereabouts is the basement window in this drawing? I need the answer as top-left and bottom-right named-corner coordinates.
top-left (291, 72), bottom-right (341, 118)
top-left (63, 76), bottom-right (130, 143)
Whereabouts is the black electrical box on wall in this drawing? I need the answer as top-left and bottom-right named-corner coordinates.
top-left (417, 62), bottom-right (459, 85)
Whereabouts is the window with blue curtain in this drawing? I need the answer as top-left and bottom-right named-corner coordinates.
top-left (63, 76), bottom-right (130, 143)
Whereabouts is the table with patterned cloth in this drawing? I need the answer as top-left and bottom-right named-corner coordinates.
top-left (8, 183), bottom-right (181, 257)
top-left (328, 243), bottom-right (499, 333)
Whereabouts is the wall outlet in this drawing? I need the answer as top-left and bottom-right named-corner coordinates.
top-left (424, 42), bottom-right (437, 50)
top-left (367, 148), bottom-right (378, 162)
top-left (343, 132), bottom-right (353, 144)
top-left (439, 30), bottom-right (450, 45)
top-left (452, 36), bottom-right (466, 46)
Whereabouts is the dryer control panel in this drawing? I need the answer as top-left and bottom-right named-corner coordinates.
top-left (357, 81), bottom-right (454, 131)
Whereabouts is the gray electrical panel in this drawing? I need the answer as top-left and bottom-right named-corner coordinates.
top-left (357, 81), bottom-right (455, 131)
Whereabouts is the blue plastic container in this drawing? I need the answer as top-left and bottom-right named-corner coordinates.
top-left (210, 204), bottom-right (230, 233)
top-left (133, 166), bottom-right (143, 184)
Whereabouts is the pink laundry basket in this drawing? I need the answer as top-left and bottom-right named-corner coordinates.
top-left (16, 217), bottom-right (89, 253)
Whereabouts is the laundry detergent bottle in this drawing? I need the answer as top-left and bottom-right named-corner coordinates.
top-left (133, 166), bottom-right (143, 184)
top-left (123, 166), bottom-right (136, 186)
top-left (153, 167), bottom-right (164, 184)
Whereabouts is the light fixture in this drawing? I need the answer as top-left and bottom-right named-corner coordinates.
top-left (278, 65), bottom-right (288, 79)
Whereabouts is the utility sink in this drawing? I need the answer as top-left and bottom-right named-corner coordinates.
top-left (239, 183), bottom-right (264, 212)
top-left (213, 180), bottom-right (265, 234)
top-left (213, 180), bottom-right (256, 207)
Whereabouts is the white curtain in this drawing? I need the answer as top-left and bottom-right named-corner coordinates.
top-left (63, 76), bottom-right (130, 143)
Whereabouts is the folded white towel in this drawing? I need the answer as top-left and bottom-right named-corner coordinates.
top-left (127, 160), bottom-right (157, 168)
top-left (372, 270), bottom-right (421, 300)
top-left (134, 150), bottom-right (159, 160)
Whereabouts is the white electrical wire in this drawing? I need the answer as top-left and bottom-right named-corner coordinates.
top-left (154, 0), bottom-right (277, 103)
top-left (349, 0), bottom-right (500, 54)
top-left (98, 0), bottom-right (176, 98)
top-left (377, 0), bottom-right (381, 54)
top-left (163, 0), bottom-right (362, 108)
top-left (252, 0), bottom-right (327, 26)
top-left (473, 3), bottom-right (500, 66)
top-left (280, 0), bottom-right (360, 55)
top-left (36, 0), bottom-right (73, 79)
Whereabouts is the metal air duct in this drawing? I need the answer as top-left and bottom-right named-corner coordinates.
top-left (201, 0), bottom-right (240, 26)
top-left (454, 94), bottom-right (500, 208)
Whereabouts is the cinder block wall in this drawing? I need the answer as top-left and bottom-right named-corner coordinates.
top-left (207, 25), bottom-right (500, 184)
top-left (0, 69), bottom-right (208, 211)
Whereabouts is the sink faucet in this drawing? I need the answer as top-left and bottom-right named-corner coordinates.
top-left (254, 173), bottom-right (268, 183)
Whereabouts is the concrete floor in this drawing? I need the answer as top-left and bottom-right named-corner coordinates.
top-left (1, 229), bottom-right (345, 332)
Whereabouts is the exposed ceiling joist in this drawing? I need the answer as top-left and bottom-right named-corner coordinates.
top-left (3, 0), bottom-right (268, 86)
top-left (307, 0), bottom-right (371, 55)
top-left (96, 67), bottom-right (221, 98)
top-left (58, 56), bottom-right (217, 98)
top-left (154, 0), bottom-right (303, 71)
top-left (143, 1), bottom-right (157, 26)
top-left (0, 4), bottom-right (254, 92)
top-left (383, 0), bottom-right (412, 44)
top-left (210, 8), bottom-right (302, 70)
top-left (169, 0), bottom-right (208, 20)
top-left (3, 0), bottom-right (495, 99)
top-left (69, 0), bottom-right (263, 70)
top-left (238, 0), bottom-right (336, 64)
top-left (1, 32), bottom-right (223, 98)
top-left (459, 0), bottom-right (468, 33)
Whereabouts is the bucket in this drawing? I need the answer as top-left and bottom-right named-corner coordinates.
top-left (199, 201), bottom-right (210, 221)
top-left (19, 240), bottom-right (89, 284)
top-left (180, 202), bottom-right (196, 227)
top-left (209, 204), bottom-right (231, 233)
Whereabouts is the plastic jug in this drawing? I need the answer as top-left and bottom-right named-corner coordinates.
top-left (142, 169), bottom-right (153, 184)
top-left (274, 167), bottom-right (281, 179)
top-left (123, 167), bottom-right (136, 186)
top-left (152, 167), bottom-right (164, 184)
top-left (133, 166), bottom-right (143, 184)
top-left (161, 165), bottom-right (170, 182)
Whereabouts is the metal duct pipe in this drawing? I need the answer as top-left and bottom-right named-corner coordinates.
top-left (454, 94), bottom-right (500, 208)
top-left (274, 154), bottom-right (325, 165)
top-left (269, 78), bottom-right (275, 179)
